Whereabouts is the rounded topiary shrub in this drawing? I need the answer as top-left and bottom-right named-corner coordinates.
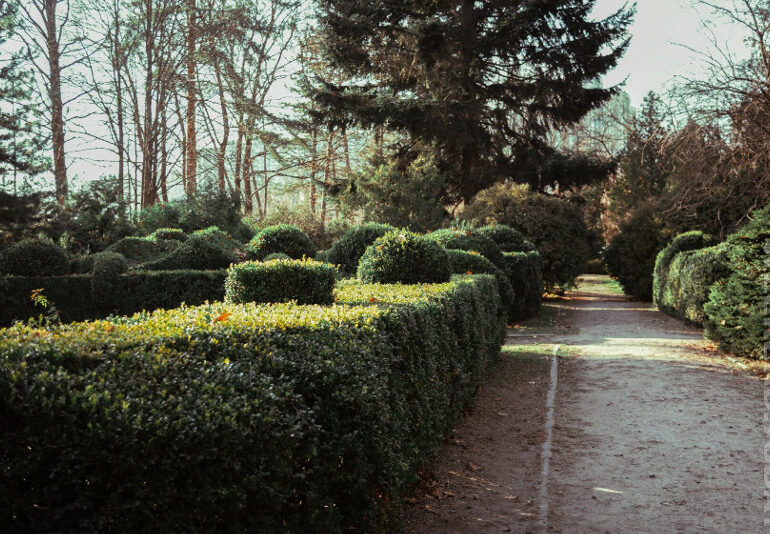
top-left (70, 251), bottom-right (127, 274)
top-left (192, 226), bottom-right (243, 254)
top-left (475, 224), bottom-right (536, 253)
top-left (653, 230), bottom-right (720, 310)
top-left (426, 228), bottom-right (506, 270)
top-left (107, 236), bottom-right (180, 264)
top-left (141, 234), bottom-right (237, 271)
top-left (225, 259), bottom-right (337, 305)
top-left (357, 231), bottom-right (451, 284)
top-left (91, 252), bottom-right (128, 308)
top-left (326, 223), bottom-right (396, 276)
top-left (150, 228), bottom-right (187, 242)
top-left (446, 249), bottom-right (514, 312)
top-left (704, 205), bottom-right (770, 359)
top-left (0, 239), bottom-right (69, 276)
top-left (247, 225), bottom-right (316, 261)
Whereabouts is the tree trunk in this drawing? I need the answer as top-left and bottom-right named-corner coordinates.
top-left (215, 62), bottom-right (228, 193)
top-left (185, 0), bottom-right (197, 197)
top-left (44, 0), bottom-right (67, 205)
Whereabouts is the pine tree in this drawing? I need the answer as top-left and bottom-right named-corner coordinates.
top-left (314, 0), bottom-right (633, 202)
top-left (0, 0), bottom-right (47, 188)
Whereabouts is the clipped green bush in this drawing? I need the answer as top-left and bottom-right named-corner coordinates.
top-left (446, 249), bottom-right (514, 317)
top-left (247, 224), bottom-right (316, 260)
top-left (91, 252), bottom-right (128, 310)
top-left (107, 236), bottom-right (179, 264)
top-left (69, 251), bottom-right (127, 274)
top-left (653, 231), bottom-right (719, 310)
top-left (149, 228), bottom-right (187, 242)
top-left (503, 251), bottom-right (543, 321)
top-left (141, 234), bottom-right (237, 271)
top-left (192, 226), bottom-right (243, 253)
top-left (0, 238), bottom-right (69, 276)
top-left (225, 259), bottom-right (337, 305)
top-left (357, 231), bottom-right (451, 284)
top-left (475, 224), bottom-right (536, 253)
top-left (656, 246), bottom-right (730, 325)
top-left (0, 276), bottom-right (504, 533)
top-left (704, 205), bottom-right (770, 359)
top-left (426, 228), bottom-right (505, 270)
top-left (325, 223), bottom-right (396, 276)
top-left (604, 207), bottom-right (670, 300)
top-left (461, 183), bottom-right (591, 290)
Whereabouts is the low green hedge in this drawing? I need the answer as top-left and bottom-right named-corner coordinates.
top-left (653, 231), bottom-right (719, 311)
top-left (0, 270), bottom-right (226, 325)
top-left (503, 251), bottom-right (543, 321)
top-left (0, 275), bottom-right (504, 532)
top-left (247, 224), bottom-right (316, 260)
top-left (141, 234), bottom-right (237, 271)
top-left (704, 205), bottom-right (770, 359)
top-left (426, 228), bottom-right (506, 270)
top-left (446, 249), bottom-right (513, 319)
top-left (107, 236), bottom-right (180, 264)
top-left (655, 246), bottom-right (730, 325)
top-left (225, 259), bottom-right (337, 305)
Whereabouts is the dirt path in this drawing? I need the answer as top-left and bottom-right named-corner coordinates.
top-left (404, 275), bottom-right (765, 533)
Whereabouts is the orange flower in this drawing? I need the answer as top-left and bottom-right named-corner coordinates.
top-left (213, 311), bottom-right (232, 324)
top-left (466, 270), bottom-right (473, 275)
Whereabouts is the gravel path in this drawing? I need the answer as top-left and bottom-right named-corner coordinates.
top-left (404, 275), bottom-right (765, 533)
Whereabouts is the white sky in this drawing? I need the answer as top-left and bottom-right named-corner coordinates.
top-left (593, 0), bottom-right (752, 107)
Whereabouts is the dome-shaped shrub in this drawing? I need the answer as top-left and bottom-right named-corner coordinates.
top-left (357, 231), bottom-right (450, 284)
top-left (91, 252), bottom-right (128, 308)
top-left (653, 230), bottom-right (719, 308)
top-left (70, 251), bottom-right (127, 274)
top-left (326, 223), bottom-right (396, 276)
top-left (107, 236), bottom-right (179, 264)
top-left (142, 234), bottom-right (237, 271)
top-left (192, 226), bottom-right (243, 253)
top-left (0, 239), bottom-right (69, 276)
top-left (446, 249), bottom-right (514, 312)
top-left (149, 228), bottom-right (187, 242)
top-left (426, 228), bottom-right (505, 270)
top-left (247, 225), bottom-right (316, 260)
top-left (475, 224), bottom-right (536, 253)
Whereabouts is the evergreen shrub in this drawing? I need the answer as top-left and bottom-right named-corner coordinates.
top-left (141, 235), bottom-right (236, 271)
top-left (357, 231), bottom-right (451, 284)
top-left (0, 239), bottom-right (69, 276)
top-left (503, 251), bottom-right (543, 321)
top-left (225, 259), bottom-right (337, 305)
top-left (426, 228), bottom-right (505, 270)
top-left (326, 223), bottom-right (396, 276)
top-left (653, 230), bottom-right (719, 310)
top-left (247, 225), bottom-right (316, 260)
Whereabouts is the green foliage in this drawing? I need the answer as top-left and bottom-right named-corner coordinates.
top-left (247, 224), bottom-right (316, 260)
top-left (336, 152), bottom-right (449, 232)
top-left (584, 258), bottom-right (607, 275)
top-left (656, 246), bottom-right (730, 325)
top-left (149, 228), bottom-right (187, 242)
top-left (106, 236), bottom-right (179, 265)
top-left (326, 223), bottom-right (396, 276)
top-left (91, 252), bottom-right (128, 310)
top-left (0, 238), bottom-right (68, 276)
top-left (225, 259), bottom-right (337, 305)
top-left (247, 205), bottom-right (336, 250)
top-left (503, 251), bottom-right (543, 321)
top-left (653, 231), bottom-right (720, 310)
top-left (138, 186), bottom-right (243, 236)
top-left (704, 205), bottom-right (770, 359)
top-left (0, 276), bottom-right (504, 532)
top-left (70, 251), bottom-right (126, 275)
top-left (604, 207), bottom-right (670, 300)
top-left (474, 224), bottom-right (536, 253)
top-left (141, 234), bottom-right (237, 271)
top-left (461, 183), bottom-right (591, 290)
top-left (426, 228), bottom-right (506, 270)
top-left (263, 252), bottom-right (291, 261)
top-left (191, 226), bottom-right (243, 254)
top-left (357, 231), bottom-right (451, 284)
top-left (445, 249), bottom-right (513, 318)
top-left (0, 274), bottom-right (93, 324)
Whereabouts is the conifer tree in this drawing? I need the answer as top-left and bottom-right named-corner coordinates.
top-left (314, 0), bottom-right (633, 202)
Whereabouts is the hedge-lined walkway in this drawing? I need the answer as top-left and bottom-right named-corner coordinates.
top-left (405, 274), bottom-right (764, 533)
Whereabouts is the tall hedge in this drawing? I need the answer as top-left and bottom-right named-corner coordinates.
top-left (446, 249), bottom-right (513, 318)
top-left (704, 205), bottom-right (770, 359)
top-left (0, 276), bottom-right (504, 532)
top-left (653, 231), bottom-right (719, 311)
top-left (503, 251), bottom-right (543, 321)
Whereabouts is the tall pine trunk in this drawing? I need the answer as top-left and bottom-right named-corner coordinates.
top-left (44, 0), bottom-right (67, 205)
top-left (185, 0), bottom-right (197, 197)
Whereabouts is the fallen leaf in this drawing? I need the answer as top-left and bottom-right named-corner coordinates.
top-left (213, 311), bottom-right (231, 324)
top-left (106, 324), bottom-right (115, 333)
top-left (368, 297), bottom-right (379, 303)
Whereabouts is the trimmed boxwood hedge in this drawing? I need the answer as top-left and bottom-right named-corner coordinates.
top-left (107, 236), bottom-right (180, 264)
top-left (653, 231), bottom-right (719, 311)
top-left (446, 249), bottom-right (514, 319)
top-left (0, 270), bottom-right (226, 325)
top-left (325, 223), bottom-right (396, 276)
top-left (426, 228), bottom-right (506, 270)
top-left (149, 228), bottom-right (187, 242)
top-left (357, 230), bottom-right (451, 284)
top-left (475, 224), bottom-right (535, 253)
top-left (655, 246), bottom-right (729, 325)
top-left (141, 234), bottom-right (237, 271)
top-left (225, 259), bottom-right (337, 305)
top-left (0, 239), bottom-right (69, 276)
top-left (247, 224), bottom-right (316, 260)
top-left (704, 205), bottom-right (770, 359)
top-left (0, 275), bottom-right (504, 532)
top-left (503, 251), bottom-right (543, 321)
